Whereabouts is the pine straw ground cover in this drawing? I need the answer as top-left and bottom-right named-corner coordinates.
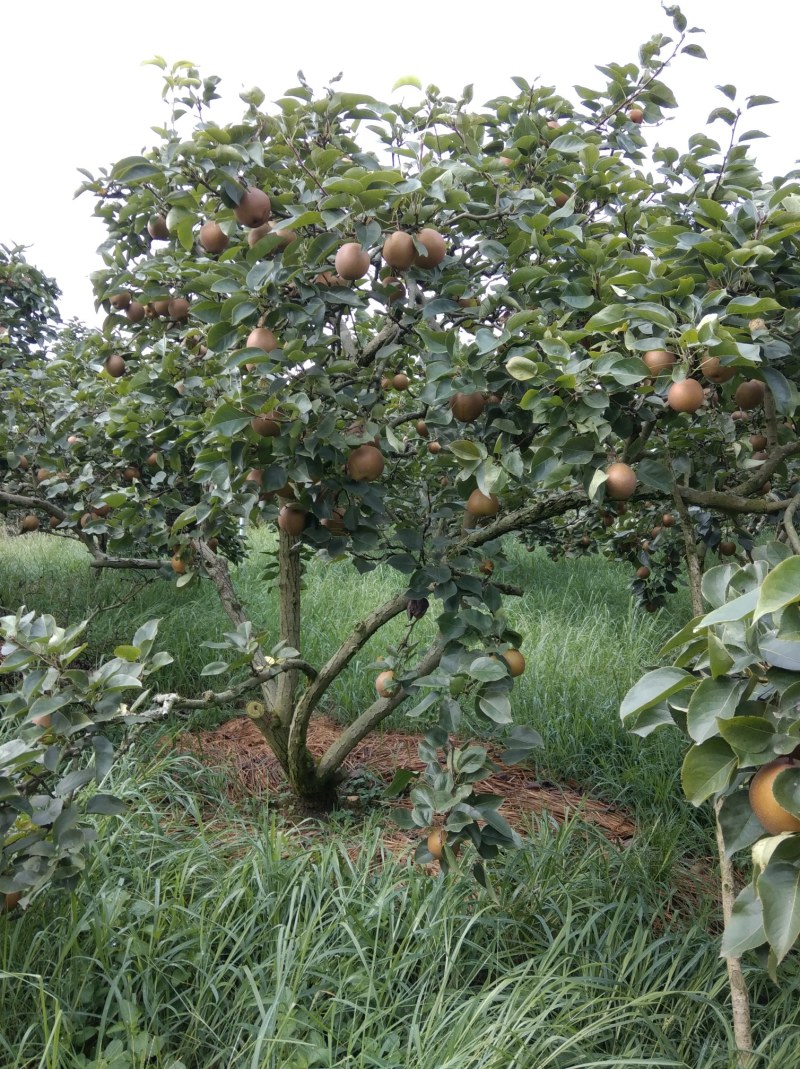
top-left (174, 714), bottom-right (718, 920)
top-left (177, 715), bottom-right (636, 842)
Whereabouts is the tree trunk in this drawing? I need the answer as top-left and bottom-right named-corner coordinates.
top-left (715, 800), bottom-right (754, 1067)
top-left (673, 487), bottom-right (753, 1060)
top-left (276, 529), bottom-right (302, 722)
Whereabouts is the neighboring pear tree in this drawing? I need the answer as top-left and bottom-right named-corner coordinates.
top-left (2, 6), bottom-right (800, 1011)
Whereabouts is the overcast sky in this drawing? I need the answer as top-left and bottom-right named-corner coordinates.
top-left (3, 0), bottom-right (797, 325)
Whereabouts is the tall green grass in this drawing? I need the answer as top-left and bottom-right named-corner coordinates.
top-left (1, 748), bottom-right (797, 1069)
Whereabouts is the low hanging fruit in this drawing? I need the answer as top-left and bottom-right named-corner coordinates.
top-left (699, 355), bottom-right (735, 384)
top-left (234, 187), bottom-right (271, 227)
top-left (251, 412), bottom-right (282, 437)
top-left (320, 509), bottom-right (347, 537)
top-left (109, 291), bottom-right (131, 310)
top-left (381, 277), bottom-right (406, 303)
top-left (375, 671), bottom-right (395, 697)
top-left (199, 221), bottom-right (229, 254)
top-left (277, 506), bottom-right (308, 536)
top-left (734, 379), bottom-right (765, 411)
top-left (450, 392), bottom-right (485, 422)
top-left (126, 301), bottom-right (145, 323)
top-left (643, 349), bottom-right (676, 376)
top-left (427, 829), bottom-right (446, 860)
top-left (335, 242), bottom-right (371, 280)
top-left (382, 231), bottom-right (416, 270)
top-left (168, 298), bottom-right (190, 321)
top-left (552, 190), bottom-right (569, 208)
top-left (414, 228), bottom-right (446, 268)
top-left (105, 354), bottom-right (126, 378)
top-left (605, 462), bottom-right (637, 500)
top-left (749, 758), bottom-right (800, 834)
top-left (147, 215), bottom-right (169, 240)
top-left (346, 445), bottom-right (385, 481)
top-left (466, 489), bottom-right (500, 517)
top-left (667, 378), bottom-right (705, 413)
top-left (246, 327), bottom-right (278, 352)
top-left (501, 649), bottom-right (526, 677)
top-left (392, 373), bottom-right (410, 391)
top-left (628, 107), bottom-right (644, 123)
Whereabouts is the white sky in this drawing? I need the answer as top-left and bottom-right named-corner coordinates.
top-left (3, 0), bottom-right (798, 324)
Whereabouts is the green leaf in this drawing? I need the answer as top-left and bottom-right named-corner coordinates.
top-left (761, 368), bottom-right (794, 417)
top-left (200, 661), bottom-right (229, 676)
top-left (759, 633), bottom-right (800, 671)
top-left (112, 645), bottom-right (141, 662)
top-left (699, 588), bottom-right (759, 627)
top-left (111, 156), bottom-right (161, 182)
top-left (620, 667), bottom-right (695, 722)
top-left (467, 657), bottom-right (507, 683)
top-left (754, 558), bottom-right (800, 622)
top-left (384, 768), bottom-right (417, 798)
top-left (659, 616), bottom-right (706, 656)
top-left (708, 634), bottom-right (735, 678)
top-left (771, 767), bottom-right (800, 819)
top-left (725, 295), bottom-right (782, 316)
top-left (392, 75), bottom-right (422, 91)
top-left (505, 354), bottom-right (539, 380)
top-left (759, 862), bottom-right (800, 962)
top-left (585, 304), bottom-right (627, 330)
top-left (686, 678), bottom-right (743, 744)
top-left (701, 564), bottom-right (735, 610)
top-left (718, 791), bottom-right (768, 859)
top-left (721, 884), bottom-right (765, 956)
top-left (448, 440), bottom-right (486, 461)
top-left (681, 738), bottom-right (737, 805)
top-left (636, 459), bottom-right (672, 493)
top-left (549, 134), bottom-right (587, 153)
top-left (477, 692), bottom-right (513, 725)
top-left (86, 794), bottom-right (127, 816)
top-left (718, 716), bottom-right (774, 754)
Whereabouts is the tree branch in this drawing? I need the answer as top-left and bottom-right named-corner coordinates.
top-left (783, 492), bottom-right (800, 555)
top-left (288, 591), bottom-right (410, 760)
top-left (679, 488), bottom-right (788, 515)
top-left (196, 541), bottom-right (280, 710)
top-left (316, 636), bottom-right (447, 781)
top-left (90, 557), bottom-right (167, 570)
top-left (148, 658), bottom-right (317, 712)
top-left (732, 440), bottom-right (800, 497)
top-left (356, 322), bottom-right (401, 368)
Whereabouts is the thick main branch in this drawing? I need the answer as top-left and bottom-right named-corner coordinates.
top-left (288, 591), bottom-right (410, 763)
top-left (316, 637), bottom-right (446, 781)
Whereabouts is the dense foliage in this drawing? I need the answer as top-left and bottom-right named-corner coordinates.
top-left (1, 6), bottom-right (800, 982)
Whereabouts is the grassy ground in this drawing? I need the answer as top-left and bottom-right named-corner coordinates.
top-left (4, 529), bottom-right (796, 1067)
top-left (2, 748), bottom-right (798, 1069)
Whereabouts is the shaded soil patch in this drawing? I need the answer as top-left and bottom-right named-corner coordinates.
top-left (178, 714), bottom-right (637, 845)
